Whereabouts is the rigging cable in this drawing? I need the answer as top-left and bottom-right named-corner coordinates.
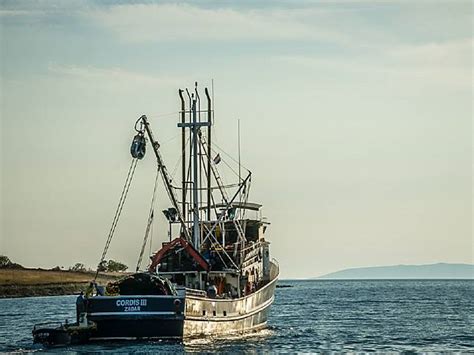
top-left (148, 216), bottom-right (154, 260)
top-left (209, 143), bottom-right (246, 181)
top-left (170, 135), bottom-right (191, 181)
top-left (136, 165), bottom-right (161, 272)
top-left (211, 140), bottom-right (250, 174)
top-left (94, 157), bottom-right (138, 280)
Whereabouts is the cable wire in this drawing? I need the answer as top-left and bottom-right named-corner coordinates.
top-left (136, 165), bottom-right (161, 271)
top-left (95, 158), bottom-right (138, 279)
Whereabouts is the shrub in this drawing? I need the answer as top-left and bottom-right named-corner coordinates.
top-left (69, 263), bottom-right (86, 272)
top-left (97, 259), bottom-right (128, 272)
top-left (0, 255), bottom-right (24, 269)
top-left (106, 260), bottom-right (128, 272)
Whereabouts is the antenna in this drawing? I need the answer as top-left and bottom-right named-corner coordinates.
top-left (238, 118), bottom-right (242, 218)
top-left (211, 79), bottom-right (214, 124)
top-left (195, 82), bottom-right (201, 122)
top-left (238, 119), bottom-right (241, 182)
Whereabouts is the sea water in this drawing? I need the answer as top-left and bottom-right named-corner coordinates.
top-left (0, 280), bottom-right (473, 352)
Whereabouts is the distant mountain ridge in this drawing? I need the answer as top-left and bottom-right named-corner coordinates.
top-left (318, 263), bottom-right (474, 279)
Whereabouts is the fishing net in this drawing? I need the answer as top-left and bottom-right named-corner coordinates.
top-left (106, 272), bottom-right (176, 296)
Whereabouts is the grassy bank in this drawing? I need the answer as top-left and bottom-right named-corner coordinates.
top-left (0, 269), bottom-right (122, 298)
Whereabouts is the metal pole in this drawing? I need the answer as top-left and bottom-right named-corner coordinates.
top-left (205, 88), bottom-right (212, 221)
top-left (196, 85), bottom-right (202, 224)
top-left (192, 98), bottom-right (200, 248)
top-left (185, 89), bottom-right (192, 228)
top-left (238, 119), bottom-right (241, 218)
top-left (179, 90), bottom-right (186, 235)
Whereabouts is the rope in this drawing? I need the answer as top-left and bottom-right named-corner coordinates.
top-left (95, 158), bottom-right (138, 279)
top-left (136, 166), bottom-right (160, 272)
top-left (148, 217), bottom-right (154, 257)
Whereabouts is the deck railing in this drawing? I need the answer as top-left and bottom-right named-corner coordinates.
top-left (184, 287), bottom-right (207, 297)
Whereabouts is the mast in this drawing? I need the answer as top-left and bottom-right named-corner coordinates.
top-left (179, 90), bottom-right (186, 234)
top-left (178, 83), bottom-right (211, 249)
top-left (205, 88), bottom-right (212, 221)
top-left (192, 93), bottom-right (199, 247)
top-left (185, 88), bottom-right (192, 228)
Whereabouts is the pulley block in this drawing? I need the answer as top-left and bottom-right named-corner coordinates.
top-left (131, 132), bottom-right (146, 159)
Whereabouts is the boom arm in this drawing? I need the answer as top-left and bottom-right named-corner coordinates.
top-left (139, 115), bottom-right (190, 240)
top-left (148, 237), bottom-right (210, 272)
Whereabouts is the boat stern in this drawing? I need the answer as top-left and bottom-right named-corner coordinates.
top-left (86, 295), bottom-right (185, 339)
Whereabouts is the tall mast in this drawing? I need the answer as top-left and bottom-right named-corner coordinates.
top-left (205, 88), bottom-right (212, 221)
top-left (179, 90), bottom-right (186, 234)
top-left (178, 83), bottom-right (211, 249)
top-left (192, 93), bottom-right (199, 247)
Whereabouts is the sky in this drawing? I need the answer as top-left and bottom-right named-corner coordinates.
top-left (0, 0), bottom-right (472, 279)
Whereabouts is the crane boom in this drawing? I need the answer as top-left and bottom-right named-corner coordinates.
top-left (139, 115), bottom-right (190, 240)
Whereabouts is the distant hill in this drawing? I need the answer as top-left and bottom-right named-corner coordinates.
top-left (317, 263), bottom-right (474, 279)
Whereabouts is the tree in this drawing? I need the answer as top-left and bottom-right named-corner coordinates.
top-left (97, 260), bottom-right (108, 272)
top-left (106, 260), bottom-right (128, 272)
top-left (0, 255), bottom-right (24, 269)
top-left (70, 263), bottom-right (86, 272)
top-left (0, 256), bottom-right (11, 268)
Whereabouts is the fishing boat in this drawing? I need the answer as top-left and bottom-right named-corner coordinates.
top-left (33, 83), bottom-right (278, 345)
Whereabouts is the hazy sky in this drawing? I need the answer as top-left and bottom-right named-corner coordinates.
top-left (1, 0), bottom-right (472, 278)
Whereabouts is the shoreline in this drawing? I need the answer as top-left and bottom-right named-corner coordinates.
top-left (0, 282), bottom-right (90, 298)
top-left (0, 268), bottom-right (123, 298)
